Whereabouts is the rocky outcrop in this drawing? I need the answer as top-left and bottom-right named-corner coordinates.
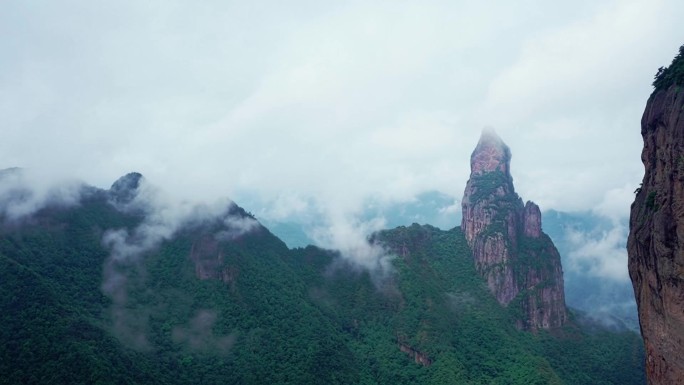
top-left (523, 201), bottom-right (542, 238)
top-left (461, 130), bottom-right (567, 330)
top-left (190, 236), bottom-right (240, 292)
top-left (628, 81), bottom-right (684, 383)
top-left (187, 204), bottom-right (263, 291)
top-left (399, 343), bottom-right (432, 366)
top-left (109, 172), bottom-right (143, 205)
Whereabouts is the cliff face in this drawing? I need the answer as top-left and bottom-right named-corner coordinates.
top-left (628, 84), bottom-right (684, 384)
top-left (461, 130), bottom-right (567, 330)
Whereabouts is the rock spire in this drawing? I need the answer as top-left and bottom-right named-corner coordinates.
top-left (461, 130), bottom-right (567, 330)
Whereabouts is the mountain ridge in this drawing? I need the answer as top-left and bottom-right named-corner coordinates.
top-left (0, 168), bottom-right (644, 384)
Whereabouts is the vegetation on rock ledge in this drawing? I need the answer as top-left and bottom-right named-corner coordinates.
top-left (652, 44), bottom-right (684, 91)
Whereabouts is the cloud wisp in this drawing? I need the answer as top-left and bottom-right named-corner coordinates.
top-left (3, 0), bottom-right (681, 225)
top-left (172, 309), bottom-right (236, 354)
top-left (100, 176), bottom-right (259, 349)
top-left (0, 168), bottom-right (84, 221)
top-left (553, 209), bottom-right (638, 330)
top-left (565, 219), bottom-right (629, 282)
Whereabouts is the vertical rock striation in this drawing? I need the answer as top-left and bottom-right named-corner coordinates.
top-left (628, 51), bottom-right (684, 384)
top-left (461, 130), bottom-right (567, 330)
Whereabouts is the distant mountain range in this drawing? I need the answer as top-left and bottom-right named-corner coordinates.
top-left (253, 192), bottom-right (637, 331)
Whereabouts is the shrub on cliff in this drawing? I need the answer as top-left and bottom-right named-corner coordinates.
top-left (653, 44), bottom-right (684, 91)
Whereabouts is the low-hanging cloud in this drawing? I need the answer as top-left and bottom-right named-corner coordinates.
top-left (311, 208), bottom-right (395, 282)
top-left (101, 178), bottom-right (195, 348)
top-left (0, 168), bottom-right (84, 220)
top-left (3, 0), bottom-right (683, 243)
top-left (215, 214), bottom-right (260, 242)
top-left (172, 309), bottom-right (235, 354)
top-left (549, 207), bottom-right (638, 329)
top-left (100, 177), bottom-right (260, 348)
top-left (565, 220), bottom-right (629, 282)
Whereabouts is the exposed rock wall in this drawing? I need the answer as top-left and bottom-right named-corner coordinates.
top-left (628, 84), bottom-right (684, 384)
top-left (190, 236), bottom-right (240, 286)
top-left (523, 201), bottom-right (542, 238)
top-left (398, 343), bottom-right (432, 366)
top-left (461, 130), bottom-right (567, 330)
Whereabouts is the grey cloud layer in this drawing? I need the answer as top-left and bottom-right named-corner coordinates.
top-left (1, 1), bottom-right (682, 240)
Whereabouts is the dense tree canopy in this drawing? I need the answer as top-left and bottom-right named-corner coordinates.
top-left (0, 195), bottom-right (644, 384)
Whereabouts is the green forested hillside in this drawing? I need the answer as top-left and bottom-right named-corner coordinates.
top-left (288, 224), bottom-right (644, 384)
top-left (0, 192), bottom-right (357, 384)
top-left (0, 192), bottom-right (644, 384)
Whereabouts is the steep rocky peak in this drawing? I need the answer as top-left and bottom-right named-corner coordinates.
top-left (461, 131), bottom-right (567, 330)
top-left (470, 129), bottom-right (512, 177)
top-left (109, 172), bottom-right (144, 205)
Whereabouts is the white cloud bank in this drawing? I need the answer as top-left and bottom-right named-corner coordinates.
top-left (0, 168), bottom-right (83, 220)
top-left (1, 0), bottom-right (683, 257)
top-left (566, 222), bottom-right (629, 282)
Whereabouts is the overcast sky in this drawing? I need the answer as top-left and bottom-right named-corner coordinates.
top-left (2, 0), bottom-right (683, 225)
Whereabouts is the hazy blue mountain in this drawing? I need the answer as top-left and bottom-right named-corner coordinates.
top-left (256, 190), bottom-right (459, 249)
top-left (259, 193), bottom-right (638, 331)
top-left (258, 219), bottom-right (315, 249)
top-left (542, 210), bottom-right (638, 331)
top-left (364, 191), bottom-right (461, 230)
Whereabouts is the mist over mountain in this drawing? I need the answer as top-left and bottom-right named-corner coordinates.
top-left (6, 3), bottom-right (684, 383)
top-left (0, 133), bottom-right (646, 384)
top-left (543, 210), bottom-right (637, 330)
top-left (257, 191), bottom-right (636, 331)
top-left (252, 190), bottom-right (460, 249)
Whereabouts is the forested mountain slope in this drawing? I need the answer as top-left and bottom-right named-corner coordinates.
top-left (0, 173), bottom-right (644, 384)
